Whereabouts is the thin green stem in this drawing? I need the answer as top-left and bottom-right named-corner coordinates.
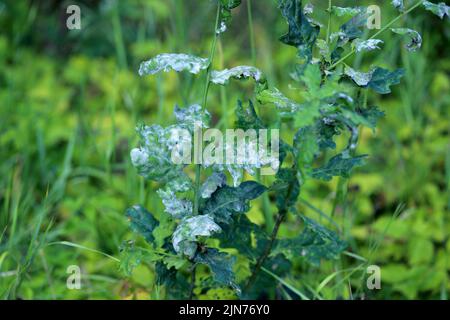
top-left (193, 3), bottom-right (221, 215)
top-left (327, 0), bottom-right (425, 71)
top-left (247, 0), bottom-right (256, 64)
top-left (326, 0), bottom-right (332, 45)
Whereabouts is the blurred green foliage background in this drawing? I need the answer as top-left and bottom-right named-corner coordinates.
top-left (0, 0), bottom-right (449, 299)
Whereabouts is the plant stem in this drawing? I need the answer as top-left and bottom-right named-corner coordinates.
top-left (326, 0), bottom-right (332, 45)
top-left (247, 0), bottom-right (256, 63)
top-left (327, 0), bottom-right (425, 71)
top-left (188, 264), bottom-right (197, 300)
top-left (193, 3), bottom-right (221, 215)
top-left (245, 180), bottom-right (294, 292)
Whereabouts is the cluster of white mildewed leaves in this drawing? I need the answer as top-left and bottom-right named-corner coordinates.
top-left (124, 0), bottom-right (449, 298)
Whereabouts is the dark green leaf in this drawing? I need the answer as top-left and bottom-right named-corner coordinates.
top-left (235, 100), bottom-right (265, 131)
top-left (273, 216), bottom-right (347, 266)
top-left (272, 168), bottom-right (300, 210)
top-left (126, 205), bottom-right (159, 243)
top-left (195, 248), bottom-right (238, 291)
top-left (310, 153), bottom-right (367, 181)
top-left (201, 181), bottom-right (267, 223)
top-left (278, 0), bottom-right (320, 60)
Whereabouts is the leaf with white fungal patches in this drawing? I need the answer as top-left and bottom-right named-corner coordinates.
top-left (172, 215), bottom-right (221, 258)
top-left (201, 172), bottom-right (227, 199)
top-left (392, 0), bottom-right (404, 12)
top-left (310, 153), bottom-right (367, 181)
top-left (138, 53), bottom-right (209, 76)
top-left (423, 1), bottom-right (449, 19)
top-left (344, 66), bottom-right (405, 94)
top-left (352, 39), bottom-right (384, 52)
top-left (331, 6), bottom-right (361, 17)
top-left (195, 248), bottom-right (239, 292)
top-left (391, 28), bottom-right (422, 52)
top-left (210, 66), bottom-right (263, 85)
top-left (126, 205), bottom-right (159, 243)
top-left (257, 87), bottom-right (302, 115)
top-left (157, 189), bottom-right (193, 219)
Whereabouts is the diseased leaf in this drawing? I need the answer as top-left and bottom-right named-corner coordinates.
top-left (157, 189), bottom-right (193, 219)
top-left (272, 216), bottom-right (347, 266)
top-left (391, 28), bottom-right (422, 52)
top-left (126, 205), bottom-right (159, 243)
top-left (256, 87), bottom-right (302, 115)
top-left (333, 9), bottom-right (368, 46)
top-left (294, 126), bottom-right (319, 166)
top-left (392, 0), bottom-right (404, 12)
top-left (352, 39), bottom-right (383, 52)
top-left (316, 39), bottom-right (331, 62)
top-left (139, 53), bottom-right (209, 76)
top-left (210, 66), bottom-right (263, 85)
top-left (195, 248), bottom-right (238, 291)
top-left (201, 172), bottom-right (227, 199)
top-left (344, 66), bottom-right (405, 94)
top-left (360, 105), bottom-right (385, 128)
top-left (310, 153), bottom-right (367, 181)
top-left (174, 104), bottom-right (211, 130)
top-left (119, 241), bottom-right (144, 276)
top-left (278, 0), bottom-right (320, 60)
top-left (130, 124), bottom-right (192, 191)
top-left (272, 168), bottom-right (300, 210)
top-left (235, 100), bottom-right (265, 130)
top-left (220, 0), bottom-right (242, 26)
top-left (201, 181), bottom-right (267, 223)
top-left (172, 215), bottom-right (221, 258)
top-left (331, 6), bottom-right (361, 17)
top-left (423, 1), bottom-right (449, 19)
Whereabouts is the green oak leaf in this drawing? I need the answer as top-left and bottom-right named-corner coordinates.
top-left (200, 172), bottom-right (227, 199)
top-left (157, 188), bottom-right (193, 219)
top-left (344, 66), bottom-right (405, 94)
top-left (195, 248), bottom-right (238, 291)
top-left (139, 53), bottom-right (209, 76)
top-left (352, 39), bottom-right (383, 52)
top-left (172, 215), bottom-right (221, 258)
top-left (201, 181), bottom-right (267, 224)
top-left (423, 1), bottom-right (449, 19)
top-left (235, 100), bottom-right (265, 131)
top-left (310, 153), bottom-right (367, 181)
top-left (392, 0), bottom-right (405, 12)
top-left (278, 0), bottom-right (320, 60)
top-left (391, 28), bottom-right (422, 52)
top-left (272, 216), bottom-right (347, 266)
top-left (210, 66), bottom-right (263, 85)
top-left (126, 205), bottom-right (159, 243)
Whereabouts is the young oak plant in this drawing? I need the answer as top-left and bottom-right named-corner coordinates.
top-left (122, 0), bottom-right (449, 299)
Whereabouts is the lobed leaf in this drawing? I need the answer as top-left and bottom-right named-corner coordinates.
top-left (126, 205), bottom-right (159, 243)
top-left (157, 189), bottom-right (193, 219)
top-left (423, 1), bottom-right (449, 19)
top-left (344, 66), bottom-right (405, 94)
top-left (172, 215), bottom-right (222, 258)
top-left (391, 28), bottom-right (422, 52)
top-left (201, 181), bottom-right (267, 224)
top-left (200, 172), bottom-right (227, 199)
top-left (138, 53), bottom-right (209, 76)
top-left (278, 0), bottom-right (320, 60)
top-left (352, 39), bottom-right (384, 52)
top-left (195, 248), bottom-right (238, 292)
top-left (273, 216), bottom-right (347, 266)
top-left (310, 153), bottom-right (367, 181)
top-left (210, 66), bottom-right (263, 85)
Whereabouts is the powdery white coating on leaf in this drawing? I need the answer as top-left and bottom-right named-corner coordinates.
top-left (353, 39), bottom-right (384, 52)
top-left (157, 189), bottom-right (193, 219)
top-left (391, 28), bottom-right (422, 52)
top-left (138, 53), bottom-right (209, 76)
top-left (200, 172), bottom-right (227, 199)
top-left (130, 148), bottom-right (149, 167)
top-left (392, 0), bottom-right (404, 11)
top-left (174, 104), bottom-right (211, 130)
top-left (216, 21), bottom-right (227, 34)
top-left (423, 1), bottom-right (449, 19)
top-left (172, 215), bottom-right (221, 258)
top-left (304, 3), bottom-right (314, 15)
top-left (210, 66), bottom-right (263, 85)
top-left (344, 66), bottom-right (372, 86)
top-left (257, 87), bottom-right (302, 114)
top-left (331, 6), bottom-right (361, 17)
